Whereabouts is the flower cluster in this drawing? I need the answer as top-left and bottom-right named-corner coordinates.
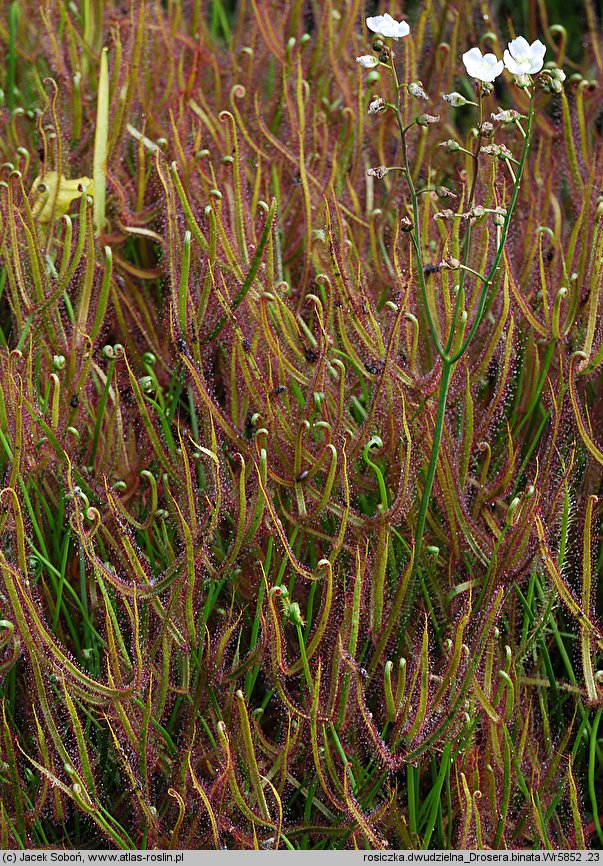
top-left (359, 14), bottom-right (557, 90)
top-left (463, 37), bottom-right (546, 83)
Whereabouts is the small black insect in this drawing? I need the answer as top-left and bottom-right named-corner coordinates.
top-left (176, 337), bottom-right (187, 353)
top-left (364, 361), bottom-right (383, 375)
top-left (242, 338), bottom-right (251, 352)
top-left (304, 347), bottom-right (318, 363)
top-left (271, 385), bottom-right (286, 397)
top-left (423, 264), bottom-right (441, 276)
top-left (70, 394), bottom-right (79, 408)
top-left (296, 470), bottom-right (309, 482)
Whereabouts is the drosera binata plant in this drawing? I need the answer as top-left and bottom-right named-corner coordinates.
top-left (1, 0), bottom-right (603, 850)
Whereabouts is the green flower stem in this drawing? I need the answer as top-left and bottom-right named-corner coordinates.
top-left (415, 91), bottom-right (534, 570)
top-left (386, 51), bottom-right (536, 582)
top-left (451, 86), bottom-right (535, 363)
top-left (412, 358), bottom-right (453, 570)
top-left (445, 96), bottom-right (483, 356)
top-left (389, 59), bottom-right (444, 358)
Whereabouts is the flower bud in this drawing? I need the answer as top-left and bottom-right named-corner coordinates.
top-left (139, 375), bottom-right (155, 393)
top-left (538, 72), bottom-right (553, 93)
top-left (478, 81), bottom-right (495, 97)
top-left (442, 91), bottom-right (469, 107)
top-left (481, 143), bottom-right (513, 160)
top-left (372, 39), bottom-right (384, 52)
top-left (478, 121), bottom-right (495, 137)
top-left (433, 209), bottom-right (455, 220)
top-left (491, 108), bottom-right (521, 123)
top-left (368, 96), bottom-right (387, 114)
top-left (539, 69), bottom-right (565, 93)
top-left (288, 602), bottom-right (305, 627)
top-left (356, 55), bottom-right (379, 68)
top-left (435, 185), bottom-right (457, 198)
top-left (416, 113), bottom-right (440, 126)
top-left (367, 165), bottom-right (389, 179)
top-left (492, 207), bottom-right (507, 226)
top-left (440, 257), bottom-right (461, 269)
top-left (408, 81), bottom-right (428, 100)
top-left (400, 216), bottom-right (413, 232)
top-left (439, 139), bottom-right (461, 153)
top-left (514, 73), bottom-right (531, 89)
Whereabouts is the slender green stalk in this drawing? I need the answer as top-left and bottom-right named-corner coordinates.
top-left (389, 59), bottom-right (443, 357)
top-left (386, 72), bottom-right (537, 579)
top-left (412, 359), bottom-right (453, 570)
top-left (444, 95), bottom-right (483, 356)
top-left (451, 87), bottom-right (536, 363)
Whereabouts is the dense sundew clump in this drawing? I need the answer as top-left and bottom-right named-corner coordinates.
top-left (0, 0), bottom-right (602, 850)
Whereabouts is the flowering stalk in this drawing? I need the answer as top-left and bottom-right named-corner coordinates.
top-left (411, 87), bottom-right (536, 583)
top-left (387, 58), bottom-right (444, 357)
top-left (444, 94), bottom-right (484, 356)
top-left (411, 90), bottom-right (534, 576)
top-left (367, 25), bottom-right (541, 589)
top-left (452, 86), bottom-right (535, 361)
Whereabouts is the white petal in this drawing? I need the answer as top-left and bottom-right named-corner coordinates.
top-left (463, 47), bottom-right (483, 64)
top-left (531, 39), bottom-right (547, 58)
top-left (503, 49), bottom-right (522, 75)
top-left (483, 52), bottom-right (501, 68)
top-left (508, 35), bottom-right (530, 56)
top-left (462, 47), bottom-right (483, 77)
top-left (485, 59), bottom-right (504, 81)
top-left (366, 14), bottom-right (390, 35)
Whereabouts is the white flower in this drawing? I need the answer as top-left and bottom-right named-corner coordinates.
top-left (356, 55), bottom-right (379, 68)
top-left (503, 37), bottom-right (546, 75)
top-left (366, 13), bottom-right (410, 40)
top-left (462, 47), bottom-right (504, 83)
